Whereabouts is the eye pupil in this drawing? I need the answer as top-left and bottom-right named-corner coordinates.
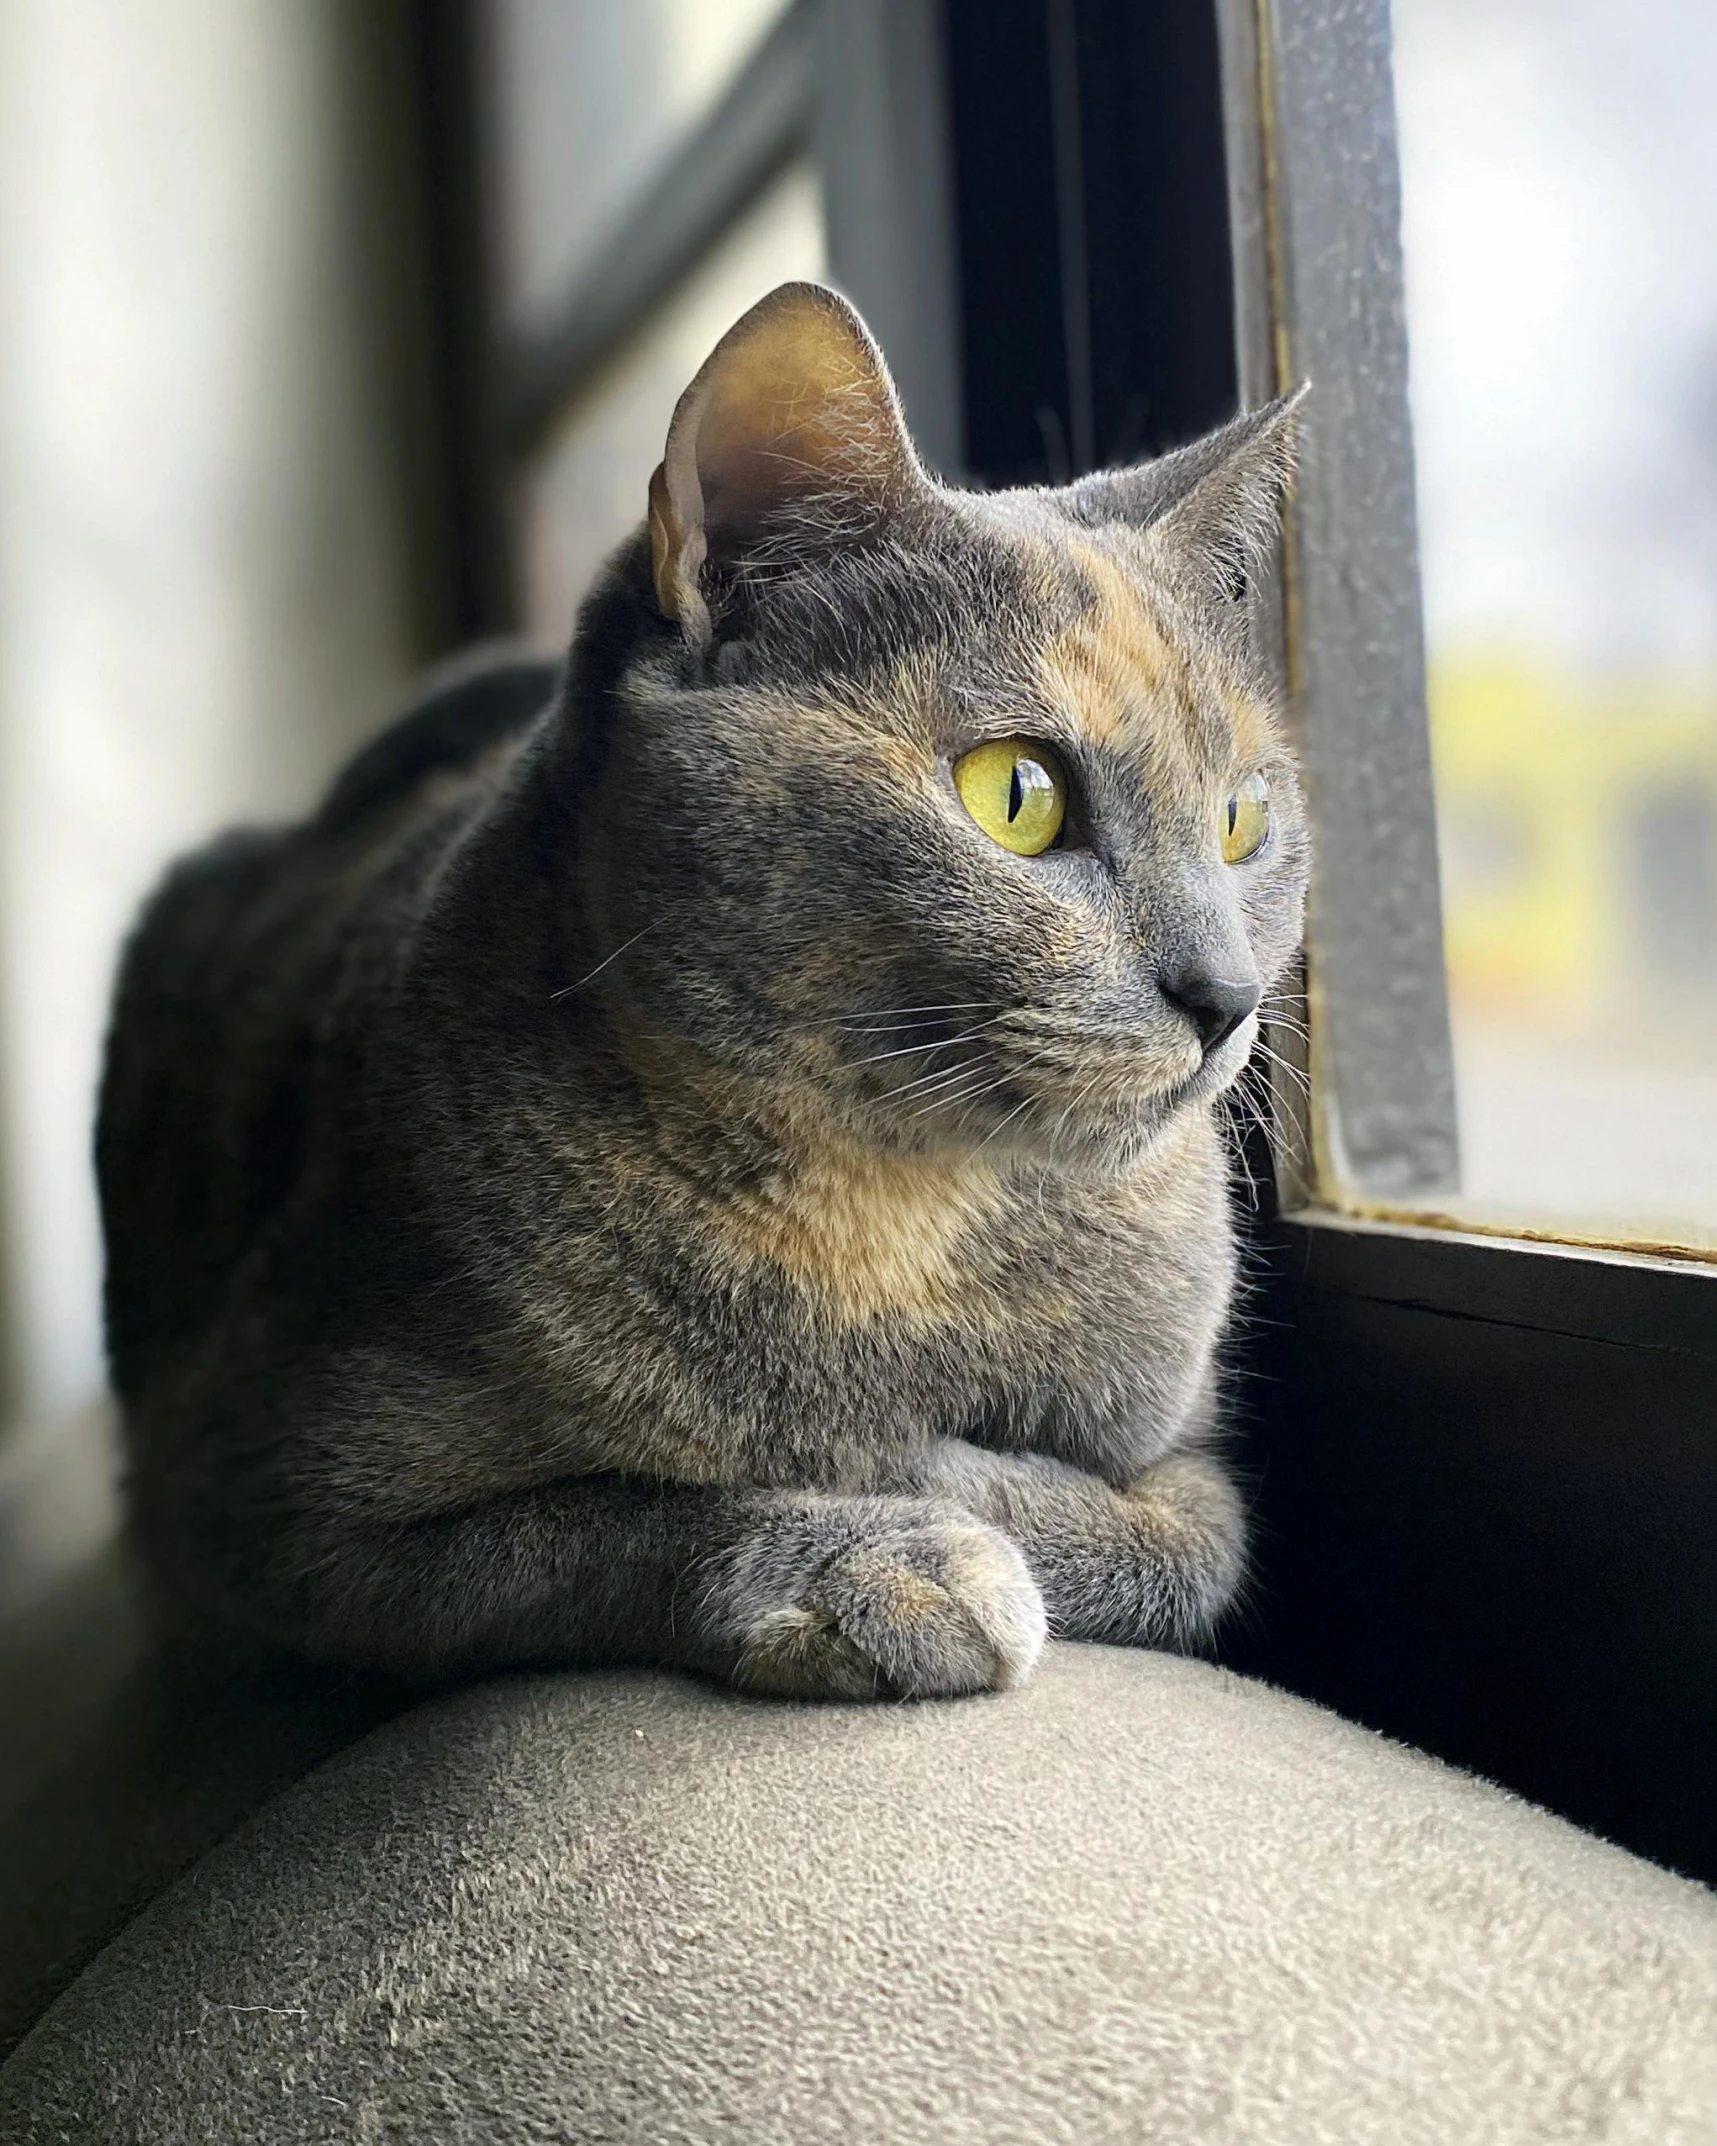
top-left (1008, 764), bottom-right (1024, 822)
top-left (1226, 797), bottom-right (1238, 836)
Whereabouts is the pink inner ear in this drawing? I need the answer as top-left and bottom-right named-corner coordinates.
top-left (694, 315), bottom-right (906, 540)
top-left (648, 283), bottom-right (922, 636)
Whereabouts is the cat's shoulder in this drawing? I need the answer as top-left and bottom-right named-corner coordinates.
top-left (316, 648), bottom-right (558, 833)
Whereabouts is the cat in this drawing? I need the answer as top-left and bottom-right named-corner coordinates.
top-left (97, 282), bottom-right (1308, 1701)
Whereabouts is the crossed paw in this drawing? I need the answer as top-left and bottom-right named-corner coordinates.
top-left (735, 1516), bottom-right (1046, 1700)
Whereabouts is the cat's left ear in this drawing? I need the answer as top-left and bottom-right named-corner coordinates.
top-left (1064, 386), bottom-right (1307, 607)
top-left (647, 281), bottom-right (924, 647)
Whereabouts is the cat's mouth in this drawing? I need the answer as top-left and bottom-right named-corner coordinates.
top-left (858, 1006), bottom-right (1254, 1149)
top-left (1161, 1012), bottom-right (1258, 1106)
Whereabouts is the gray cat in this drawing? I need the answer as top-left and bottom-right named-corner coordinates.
top-left (98, 283), bottom-right (1307, 1700)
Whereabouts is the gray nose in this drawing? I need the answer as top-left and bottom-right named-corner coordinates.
top-left (1160, 965), bottom-right (1261, 1056)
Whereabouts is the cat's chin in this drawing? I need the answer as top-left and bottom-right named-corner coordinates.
top-left (1032, 1097), bottom-right (1216, 1177)
top-left (883, 1084), bottom-right (1218, 1180)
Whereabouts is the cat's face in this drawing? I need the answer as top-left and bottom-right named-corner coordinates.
top-left (570, 284), bottom-right (1308, 1168)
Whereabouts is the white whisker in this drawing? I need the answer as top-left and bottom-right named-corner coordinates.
top-left (550, 920), bottom-right (659, 1002)
top-left (844, 1019), bottom-right (1003, 1073)
top-left (897, 1057), bottom-right (1001, 1109)
top-left (1252, 1038), bottom-right (1311, 1097)
top-left (772, 1000), bottom-right (1001, 1037)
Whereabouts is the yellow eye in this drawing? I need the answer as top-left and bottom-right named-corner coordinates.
top-left (1221, 772), bottom-right (1271, 864)
top-left (952, 738), bottom-right (1067, 856)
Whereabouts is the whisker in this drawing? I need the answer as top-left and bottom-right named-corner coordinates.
top-left (908, 1056), bottom-right (1028, 1120)
top-left (1048, 1066), bottom-right (1106, 1153)
top-left (915, 1044), bottom-right (1063, 1125)
top-left (1252, 1039), bottom-right (1311, 1097)
top-left (935, 1068), bottom-right (1032, 1124)
top-left (970, 1091), bottom-right (1040, 1154)
top-left (830, 1015), bottom-right (993, 1039)
top-left (1230, 1059), bottom-right (1310, 1165)
top-left (1256, 1071), bottom-right (1311, 1161)
top-left (896, 1056), bottom-right (1004, 1108)
top-left (550, 920), bottom-right (658, 1002)
top-left (843, 1020), bottom-right (1001, 1073)
top-left (908, 1071), bottom-right (1000, 1120)
top-left (1258, 997), bottom-right (1310, 1040)
top-left (1224, 1096), bottom-right (1261, 1209)
top-left (771, 1000), bottom-right (1001, 1036)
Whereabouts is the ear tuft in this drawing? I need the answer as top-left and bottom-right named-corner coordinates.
top-left (647, 282), bottom-right (923, 645)
top-left (1064, 386), bottom-right (1307, 609)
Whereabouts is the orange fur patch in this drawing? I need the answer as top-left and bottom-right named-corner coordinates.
top-left (713, 1137), bottom-right (1007, 1324)
top-left (1040, 541), bottom-right (1274, 773)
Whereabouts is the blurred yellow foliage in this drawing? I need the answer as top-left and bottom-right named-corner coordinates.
top-left (1429, 658), bottom-right (1717, 1027)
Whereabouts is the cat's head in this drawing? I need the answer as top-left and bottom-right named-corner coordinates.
top-left (561, 282), bottom-right (1308, 1169)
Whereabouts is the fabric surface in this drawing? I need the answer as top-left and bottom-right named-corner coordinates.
top-left (0, 1543), bottom-right (401, 2056)
top-left (4, 1645), bottom-right (1715, 2145)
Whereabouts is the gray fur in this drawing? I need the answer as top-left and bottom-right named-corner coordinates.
top-left (97, 284), bottom-right (1307, 1699)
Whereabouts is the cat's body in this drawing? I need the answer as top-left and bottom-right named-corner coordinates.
top-left (100, 286), bottom-right (1307, 1698)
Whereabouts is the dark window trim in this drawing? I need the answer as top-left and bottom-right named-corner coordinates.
top-left (1237, 1205), bottom-right (1717, 1884)
top-left (1278, 1212), bottom-right (1717, 1360)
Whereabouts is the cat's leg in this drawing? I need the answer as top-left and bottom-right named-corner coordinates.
top-left (897, 1441), bottom-right (1246, 1652)
top-left (161, 1472), bottom-right (1047, 1701)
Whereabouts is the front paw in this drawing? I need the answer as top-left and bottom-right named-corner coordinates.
top-left (1113, 1452), bottom-right (1247, 1646)
top-left (734, 1517), bottom-right (1046, 1702)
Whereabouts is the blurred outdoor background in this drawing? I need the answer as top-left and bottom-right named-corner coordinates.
top-left (0, 0), bottom-right (1712, 1470)
top-left (1396, 0), bottom-right (1717, 1251)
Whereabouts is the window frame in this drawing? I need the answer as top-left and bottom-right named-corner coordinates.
top-left (1218, 0), bottom-right (1460, 1205)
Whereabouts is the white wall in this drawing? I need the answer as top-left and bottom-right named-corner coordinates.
top-left (0, 0), bottom-right (422, 1420)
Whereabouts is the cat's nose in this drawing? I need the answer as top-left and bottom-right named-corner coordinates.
top-left (1160, 966), bottom-right (1261, 1056)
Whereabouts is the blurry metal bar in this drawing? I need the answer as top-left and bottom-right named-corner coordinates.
top-left (1215, 0), bottom-right (1276, 418)
top-left (500, 0), bottom-right (816, 457)
top-left (815, 0), bottom-right (963, 479)
top-left (397, 0), bottom-right (516, 639)
top-left (1042, 0), bottom-right (1094, 476)
top-left (1217, 0), bottom-right (1460, 1202)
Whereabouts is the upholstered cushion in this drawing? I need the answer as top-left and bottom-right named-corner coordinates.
top-left (4, 1645), bottom-right (1715, 2143)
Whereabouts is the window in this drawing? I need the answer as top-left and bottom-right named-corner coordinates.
top-left (1395, 0), bottom-right (1717, 1257)
top-left (1215, 0), bottom-right (1716, 1882)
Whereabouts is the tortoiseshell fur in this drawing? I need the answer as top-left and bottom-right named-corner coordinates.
top-left (98, 286), bottom-right (1308, 1698)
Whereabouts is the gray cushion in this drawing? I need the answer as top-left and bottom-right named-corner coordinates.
top-left (4, 1645), bottom-right (1715, 2144)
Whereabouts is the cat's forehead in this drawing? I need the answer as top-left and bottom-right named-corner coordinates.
top-left (1027, 530), bottom-right (1272, 776)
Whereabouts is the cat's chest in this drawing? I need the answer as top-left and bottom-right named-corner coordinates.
top-left (709, 1142), bottom-right (1021, 1328)
top-left (696, 1128), bottom-right (1230, 1458)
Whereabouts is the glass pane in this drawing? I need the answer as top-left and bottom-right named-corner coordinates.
top-left (1395, 0), bottom-right (1717, 1255)
top-left (510, 163), bottom-right (825, 650)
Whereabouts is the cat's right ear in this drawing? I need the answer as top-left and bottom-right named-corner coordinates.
top-left (1065, 387), bottom-right (1307, 614)
top-left (647, 282), bottom-right (923, 648)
